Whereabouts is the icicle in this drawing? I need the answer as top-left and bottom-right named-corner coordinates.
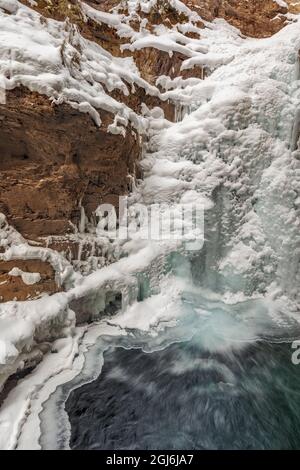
top-left (77, 239), bottom-right (84, 262)
top-left (295, 50), bottom-right (300, 81)
top-left (78, 199), bottom-right (86, 234)
top-left (290, 109), bottom-right (300, 151)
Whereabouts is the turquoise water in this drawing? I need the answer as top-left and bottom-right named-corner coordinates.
top-left (62, 292), bottom-right (300, 450)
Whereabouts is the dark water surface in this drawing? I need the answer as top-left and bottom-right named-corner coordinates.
top-left (65, 338), bottom-right (300, 450)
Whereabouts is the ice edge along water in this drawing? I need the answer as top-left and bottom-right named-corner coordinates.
top-left (0, 3), bottom-right (300, 449)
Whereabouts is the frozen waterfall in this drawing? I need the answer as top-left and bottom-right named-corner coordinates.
top-left (1, 16), bottom-right (300, 450)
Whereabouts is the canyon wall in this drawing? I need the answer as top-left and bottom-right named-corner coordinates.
top-left (0, 0), bottom-right (299, 301)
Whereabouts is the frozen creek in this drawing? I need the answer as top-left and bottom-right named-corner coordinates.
top-left (1, 17), bottom-right (300, 449)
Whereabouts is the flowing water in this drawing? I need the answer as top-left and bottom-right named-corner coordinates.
top-left (39, 285), bottom-right (300, 450)
top-left (36, 21), bottom-right (300, 451)
top-left (66, 341), bottom-right (300, 450)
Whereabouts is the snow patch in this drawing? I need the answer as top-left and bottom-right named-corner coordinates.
top-left (8, 268), bottom-right (41, 286)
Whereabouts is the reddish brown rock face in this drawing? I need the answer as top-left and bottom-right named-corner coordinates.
top-left (0, 0), bottom-right (298, 294)
top-left (0, 259), bottom-right (59, 301)
top-left (18, 0), bottom-right (295, 89)
top-left (185, 0), bottom-right (296, 37)
top-left (0, 87), bottom-right (140, 239)
top-left (134, 48), bottom-right (205, 85)
top-left (0, 1), bottom-right (296, 245)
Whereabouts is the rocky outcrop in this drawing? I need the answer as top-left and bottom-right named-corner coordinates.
top-left (186, 0), bottom-right (294, 37)
top-left (0, 0), bottom-right (299, 304)
top-left (0, 86), bottom-right (140, 239)
top-left (0, 259), bottom-right (59, 301)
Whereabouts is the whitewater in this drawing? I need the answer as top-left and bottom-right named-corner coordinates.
top-left (0, 5), bottom-right (300, 449)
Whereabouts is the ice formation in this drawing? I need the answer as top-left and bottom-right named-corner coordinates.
top-left (0, 0), bottom-right (299, 450)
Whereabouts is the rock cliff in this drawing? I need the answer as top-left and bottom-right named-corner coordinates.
top-left (0, 0), bottom-right (298, 301)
